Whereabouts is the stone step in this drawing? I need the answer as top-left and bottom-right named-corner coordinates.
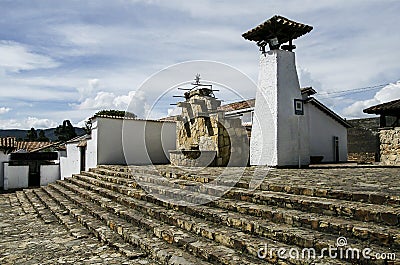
top-left (162, 172), bottom-right (400, 207)
top-left (43, 184), bottom-right (210, 265)
top-left (6, 193), bottom-right (28, 219)
top-left (37, 186), bottom-right (150, 260)
top-left (2, 193), bottom-right (155, 264)
top-left (9, 191), bottom-right (25, 208)
top-left (61, 177), bottom-right (346, 265)
top-left (81, 171), bottom-right (220, 205)
top-left (32, 188), bottom-right (92, 240)
top-left (82, 170), bottom-right (400, 227)
top-left (23, 189), bottom-right (59, 224)
top-left (95, 166), bottom-right (400, 206)
top-left (15, 190), bottom-right (36, 215)
top-left (50, 181), bottom-right (268, 265)
top-left (67, 174), bottom-right (399, 264)
top-left (82, 170), bottom-right (400, 245)
top-left (227, 189), bottom-right (400, 227)
top-left (210, 198), bottom-right (400, 250)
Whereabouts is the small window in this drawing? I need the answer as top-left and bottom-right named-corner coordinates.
top-left (294, 99), bottom-right (304, 115)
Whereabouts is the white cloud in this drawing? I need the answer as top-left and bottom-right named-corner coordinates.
top-left (0, 41), bottom-right (59, 73)
top-left (51, 24), bottom-right (148, 57)
top-left (77, 78), bottom-right (100, 100)
top-left (76, 91), bottom-right (116, 110)
top-left (167, 107), bottom-right (181, 117)
top-left (374, 81), bottom-right (400, 103)
top-left (298, 67), bottom-right (323, 91)
top-left (0, 117), bottom-right (58, 129)
top-left (128, 0), bottom-right (360, 19)
top-left (73, 90), bottom-right (149, 118)
top-left (343, 81), bottom-right (400, 118)
top-left (114, 91), bottom-right (148, 117)
top-left (0, 107), bottom-right (11, 114)
top-left (25, 117), bottom-right (58, 129)
top-left (76, 117), bottom-right (91, 128)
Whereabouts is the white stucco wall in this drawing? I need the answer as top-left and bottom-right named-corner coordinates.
top-left (308, 104), bottom-right (348, 162)
top-left (0, 151), bottom-right (9, 188)
top-left (4, 164), bottom-right (29, 190)
top-left (98, 117), bottom-right (176, 165)
top-left (241, 111), bottom-right (253, 124)
top-left (40, 164), bottom-right (60, 186)
top-left (86, 123), bottom-right (98, 170)
top-left (60, 141), bottom-right (82, 179)
top-left (60, 117), bottom-right (176, 176)
top-left (250, 50), bottom-right (309, 166)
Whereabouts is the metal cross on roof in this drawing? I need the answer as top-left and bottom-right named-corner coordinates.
top-left (194, 74), bottom-right (201, 85)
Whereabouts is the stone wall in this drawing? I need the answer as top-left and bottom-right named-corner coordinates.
top-left (379, 127), bottom-right (400, 165)
top-left (347, 117), bottom-right (380, 163)
top-left (347, 152), bottom-right (376, 164)
top-left (169, 150), bottom-right (217, 167)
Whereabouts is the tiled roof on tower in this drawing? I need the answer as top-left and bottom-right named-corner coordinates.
top-left (242, 15), bottom-right (313, 52)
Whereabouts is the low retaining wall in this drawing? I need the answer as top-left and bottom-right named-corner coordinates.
top-left (347, 152), bottom-right (376, 163)
top-left (170, 150), bottom-right (216, 167)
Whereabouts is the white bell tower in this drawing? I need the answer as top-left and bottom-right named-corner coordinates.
top-left (242, 15), bottom-right (313, 167)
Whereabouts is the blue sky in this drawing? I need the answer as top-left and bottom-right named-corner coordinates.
top-left (0, 0), bottom-right (399, 129)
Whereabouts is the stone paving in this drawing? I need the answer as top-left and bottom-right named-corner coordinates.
top-left (1, 165), bottom-right (399, 265)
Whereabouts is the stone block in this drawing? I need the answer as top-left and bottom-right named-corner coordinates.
top-left (381, 212), bottom-right (399, 226)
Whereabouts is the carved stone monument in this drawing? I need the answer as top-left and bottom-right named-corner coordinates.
top-left (169, 75), bottom-right (249, 167)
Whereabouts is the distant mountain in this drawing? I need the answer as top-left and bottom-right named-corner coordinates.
top-left (0, 127), bottom-right (86, 141)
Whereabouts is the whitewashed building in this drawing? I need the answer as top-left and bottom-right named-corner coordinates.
top-left (222, 93), bottom-right (350, 165)
top-left (0, 138), bottom-right (61, 190)
top-left (60, 115), bottom-right (176, 179)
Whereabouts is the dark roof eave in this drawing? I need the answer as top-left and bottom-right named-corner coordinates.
top-left (363, 98), bottom-right (400, 115)
top-left (363, 108), bottom-right (400, 115)
top-left (65, 134), bottom-right (91, 144)
top-left (242, 15), bottom-right (313, 42)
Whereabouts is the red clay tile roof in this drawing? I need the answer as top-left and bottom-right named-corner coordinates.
top-left (16, 141), bottom-right (53, 152)
top-left (218, 99), bottom-right (255, 112)
top-left (0, 137), bottom-right (53, 152)
top-left (0, 137), bottom-right (17, 149)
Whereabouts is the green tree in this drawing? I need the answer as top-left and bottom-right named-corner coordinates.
top-left (83, 119), bottom-right (92, 135)
top-left (25, 128), bottom-right (37, 141)
top-left (95, 109), bottom-right (137, 118)
top-left (37, 130), bottom-right (49, 142)
top-left (55, 120), bottom-right (77, 142)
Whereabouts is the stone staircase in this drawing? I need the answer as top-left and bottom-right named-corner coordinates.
top-left (17, 165), bottom-right (400, 264)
